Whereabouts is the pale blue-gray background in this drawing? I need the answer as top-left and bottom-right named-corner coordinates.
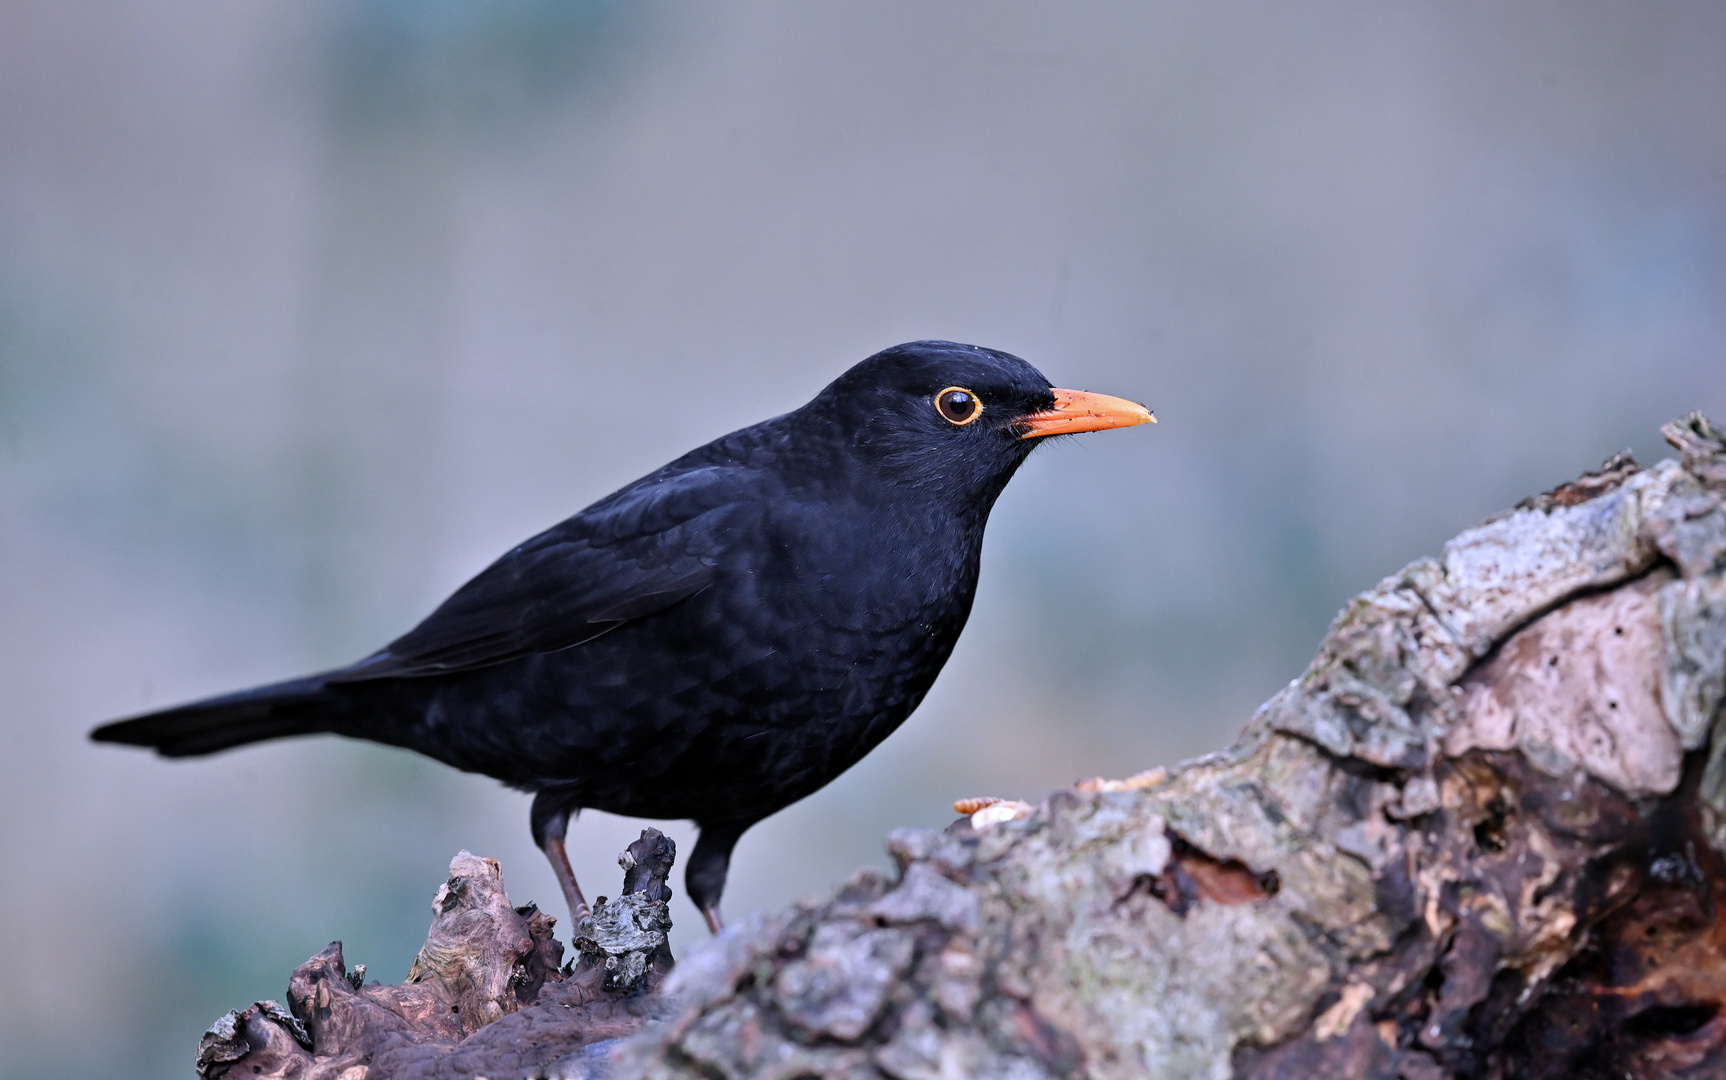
top-left (2, 4), bottom-right (1722, 1077)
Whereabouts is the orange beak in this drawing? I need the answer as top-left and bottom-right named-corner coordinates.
top-left (1017, 389), bottom-right (1156, 439)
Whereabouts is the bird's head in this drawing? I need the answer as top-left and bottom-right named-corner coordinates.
top-left (800, 340), bottom-right (1153, 510)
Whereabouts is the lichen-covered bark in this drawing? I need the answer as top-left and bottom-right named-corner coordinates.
top-left (612, 413), bottom-right (1726, 1080)
top-left (197, 415), bottom-right (1726, 1080)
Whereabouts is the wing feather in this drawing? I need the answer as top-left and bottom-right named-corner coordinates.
top-left (329, 466), bottom-right (739, 681)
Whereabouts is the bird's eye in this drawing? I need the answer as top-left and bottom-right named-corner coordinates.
top-left (934, 387), bottom-right (982, 426)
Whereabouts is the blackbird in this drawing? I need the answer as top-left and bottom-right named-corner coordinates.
top-left (93, 340), bottom-right (1153, 933)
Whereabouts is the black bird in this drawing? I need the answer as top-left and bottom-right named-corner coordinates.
top-left (93, 341), bottom-right (1153, 933)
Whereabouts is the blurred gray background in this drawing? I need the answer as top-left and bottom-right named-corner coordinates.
top-left (2, 2), bottom-right (1723, 1076)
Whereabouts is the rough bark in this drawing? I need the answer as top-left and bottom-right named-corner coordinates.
top-left (198, 831), bottom-right (677, 1080)
top-left (199, 413), bottom-right (1726, 1080)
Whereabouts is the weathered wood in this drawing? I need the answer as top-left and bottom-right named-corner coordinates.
top-left (197, 831), bottom-right (678, 1079)
top-left (196, 413), bottom-right (1726, 1079)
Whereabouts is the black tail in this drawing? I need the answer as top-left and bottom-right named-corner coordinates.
top-left (91, 674), bottom-right (342, 757)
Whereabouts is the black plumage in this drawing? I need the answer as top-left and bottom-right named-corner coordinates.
top-left (92, 340), bottom-right (1152, 932)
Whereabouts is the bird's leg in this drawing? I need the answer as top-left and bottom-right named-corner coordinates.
top-left (543, 829), bottom-right (591, 927)
top-left (688, 818), bottom-right (754, 936)
top-left (531, 792), bottom-right (590, 929)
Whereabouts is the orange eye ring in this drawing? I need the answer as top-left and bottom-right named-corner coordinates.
top-left (934, 387), bottom-right (982, 426)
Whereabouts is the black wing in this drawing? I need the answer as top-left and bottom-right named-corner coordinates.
top-left (329, 465), bottom-right (743, 681)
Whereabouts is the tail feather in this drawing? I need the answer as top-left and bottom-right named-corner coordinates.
top-left (91, 674), bottom-right (340, 757)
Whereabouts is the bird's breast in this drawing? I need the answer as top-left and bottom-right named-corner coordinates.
top-left (698, 505), bottom-right (981, 716)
